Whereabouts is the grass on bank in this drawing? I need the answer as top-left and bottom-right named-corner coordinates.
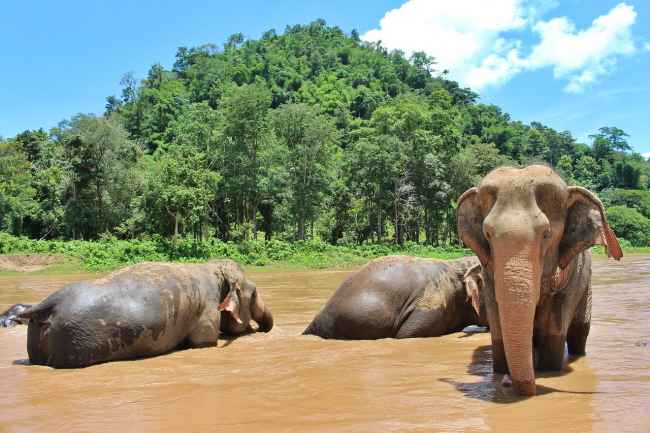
top-left (0, 232), bottom-right (469, 274)
top-left (0, 233), bottom-right (644, 275)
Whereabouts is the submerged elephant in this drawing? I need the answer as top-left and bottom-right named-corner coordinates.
top-left (0, 304), bottom-right (32, 327)
top-left (303, 256), bottom-right (487, 339)
top-left (19, 260), bottom-right (273, 368)
top-left (457, 165), bottom-right (622, 396)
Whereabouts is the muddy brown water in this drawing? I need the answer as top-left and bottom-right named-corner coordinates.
top-left (0, 256), bottom-right (648, 433)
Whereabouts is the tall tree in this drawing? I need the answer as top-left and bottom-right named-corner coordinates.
top-left (57, 114), bottom-right (141, 239)
top-left (272, 103), bottom-right (339, 240)
top-left (0, 140), bottom-right (36, 234)
top-left (146, 145), bottom-right (220, 239)
top-left (221, 83), bottom-right (273, 239)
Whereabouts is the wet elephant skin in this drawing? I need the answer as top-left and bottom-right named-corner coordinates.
top-left (19, 260), bottom-right (272, 368)
top-left (303, 256), bottom-right (487, 339)
top-left (0, 303), bottom-right (32, 327)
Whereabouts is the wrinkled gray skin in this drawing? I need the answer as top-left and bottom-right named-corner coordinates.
top-left (457, 165), bottom-right (622, 396)
top-left (303, 256), bottom-right (487, 339)
top-left (19, 260), bottom-right (273, 368)
top-left (0, 304), bottom-right (32, 328)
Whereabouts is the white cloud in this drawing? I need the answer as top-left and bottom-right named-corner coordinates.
top-left (362, 0), bottom-right (531, 88)
top-left (526, 3), bottom-right (637, 93)
top-left (643, 152), bottom-right (650, 159)
top-left (362, 1), bottom-right (638, 93)
top-left (645, 42), bottom-right (650, 51)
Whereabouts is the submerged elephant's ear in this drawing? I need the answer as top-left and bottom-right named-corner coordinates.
top-left (457, 188), bottom-right (490, 266)
top-left (463, 264), bottom-right (484, 318)
top-left (218, 286), bottom-right (243, 324)
top-left (558, 186), bottom-right (623, 269)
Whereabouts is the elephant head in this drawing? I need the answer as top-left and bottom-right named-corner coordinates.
top-left (457, 165), bottom-right (621, 396)
top-left (218, 276), bottom-right (274, 335)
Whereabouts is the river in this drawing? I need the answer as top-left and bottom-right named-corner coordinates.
top-left (0, 255), bottom-right (648, 433)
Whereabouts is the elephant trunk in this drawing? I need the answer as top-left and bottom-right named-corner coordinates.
top-left (256, 306), bottom-right (274, 332)
top-left (494, 247), bottom-right (540, 396)
top-left (251, 291), bottom-right (273, 332)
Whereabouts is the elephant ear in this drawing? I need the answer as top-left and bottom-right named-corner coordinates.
top-left (463, 263), bottom-right (484, 318)
top-left (457, 188), bottom-right (490, 266)
top-left (218, 284), bottom-right (243, 324)
top-left (558, 186), bottom-right (623, 269)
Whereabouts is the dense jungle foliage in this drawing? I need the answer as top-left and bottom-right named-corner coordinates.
top-left (2, 21), bottom-right (650, 251)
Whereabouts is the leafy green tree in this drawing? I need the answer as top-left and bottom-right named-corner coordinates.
top-left (221, 83), bottom-right (273, 239)
top-left (594, 127), bottom-right (631, 153)
top-left (57, 114), bottom-right (141, 239)
top-left (146, 145), bottom-right (220, 239)
top-left (0, 140), bottom-right (36, 234)
top-left (139, 76), bottom-right (189, 151)
top-left (272, 103), bottom-right (339, 240)
top-left (574, 155), bottom-right (600, 190)
top-left (524, 127), bottom-right (550, 161)
top-left (165, 102), bottom-right (222, 152)
top-left (556, 154), bottom-right (575, 183)
top-left (606, 205), bottom-right (650, 246)
top-left (10, 129), bottom-right (67, 238)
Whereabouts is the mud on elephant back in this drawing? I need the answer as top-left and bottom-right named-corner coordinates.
top-left (18, 260), bottom-right (273, 368)
top-left (457, 164), bottom-right (622, 397)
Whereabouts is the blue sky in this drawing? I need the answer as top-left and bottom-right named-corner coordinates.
top-left (1, 0), bottom-right (649, 154)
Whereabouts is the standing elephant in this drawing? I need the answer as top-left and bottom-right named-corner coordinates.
top-left (303, 256), bottom-right (487, 339)
top-left (457, 165), bottom-right (622, 396)
top-left (0, 304), bottom-right (32, 327)
top-left (19, 260), bottom-right (273, 368)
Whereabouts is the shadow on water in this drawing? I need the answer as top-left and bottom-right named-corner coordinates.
top-left (439, 345), bottom-right (601, 403)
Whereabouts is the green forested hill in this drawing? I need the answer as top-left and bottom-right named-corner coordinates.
top-left (2, 20), bottom-right (650, 246)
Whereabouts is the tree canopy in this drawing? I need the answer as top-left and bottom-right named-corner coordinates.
top-left (2, 21), bottom-right (648, 245)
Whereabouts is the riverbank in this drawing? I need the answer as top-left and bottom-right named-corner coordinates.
top-left (0, 233), bottom-right (470, 274)
top-left (0, 232), bottom-right (645, 275)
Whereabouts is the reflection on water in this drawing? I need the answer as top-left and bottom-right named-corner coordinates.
top-left (0, 256), bottom-right (648, 433)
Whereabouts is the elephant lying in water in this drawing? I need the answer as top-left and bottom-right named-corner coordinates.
top-left (0, 304), bottom-right (32, 327)
top-left (457, 165), bottom-right (622, 396)
top-left (303, 256), bottom-right (487, 339)
top-left (19, 260), bottom-right (273, 368)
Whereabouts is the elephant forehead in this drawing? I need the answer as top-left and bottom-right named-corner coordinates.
top-left (481, 165), bottom-right (566, 195)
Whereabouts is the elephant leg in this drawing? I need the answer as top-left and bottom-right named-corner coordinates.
top-left (395, 307), bottom-right (449, 338)
top-left (567, 286), bottom-right (591, 356)
top-left (491, 338), bottom-right (508, 374)
top-left (486, 300), bottom-right (508, 374)
top-left (535, 334), bottom-right (566, 371)
top-left (188, 309), bottom-right (220, 348)
top-left (566, 322), bottom-right (589, 356)
top-left (534, 295), bottom-right (570, 371)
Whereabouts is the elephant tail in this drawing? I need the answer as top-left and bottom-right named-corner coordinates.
top-left (18, 296), bottom-right (58, 323)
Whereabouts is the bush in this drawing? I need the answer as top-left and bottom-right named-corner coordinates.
top-left (600, 189), bottom-right (650, 220)
top-left (0, 232), bottom-right (472, 271)
top-left (606, 205), bottom-right (650, 246)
